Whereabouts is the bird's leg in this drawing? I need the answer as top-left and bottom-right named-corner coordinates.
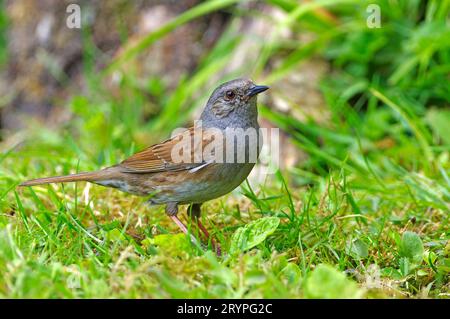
top-left (165, 202), bottom-right (199, 246)
top-left (188, 203), bottom-right (221, 256)
top-left (187, 203), bottom-right (206, 237)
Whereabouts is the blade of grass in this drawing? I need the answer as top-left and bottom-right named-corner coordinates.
top-left (370, 88), bottom-right (434, 173)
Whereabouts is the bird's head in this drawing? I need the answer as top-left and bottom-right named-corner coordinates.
top-left (200, 78), bottom-right (269, 127)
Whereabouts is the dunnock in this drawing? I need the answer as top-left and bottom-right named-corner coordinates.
top-left (20, 78), bottom-right (269, 255)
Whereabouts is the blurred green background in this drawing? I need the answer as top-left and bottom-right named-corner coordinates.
top-left (0, 0), bottom-right (449, 298)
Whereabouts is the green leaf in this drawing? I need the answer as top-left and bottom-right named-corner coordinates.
top-left (100, 220), bottom-right (122, 231)
top-left (399, 257), bottom-right (410, 277)
top-left (381, 267), bottom-right (402, 279)
top-left (279, 263), bottom-right (303, 285)
top-left (417, 269), bottom-right (428, 277)
top-left (106, 228), bottom-right (127, 242)
top-left (423, 250), bottom-right (437, 264)
top-left (143, 234), bottom-right (191, 255)
top-left (399, 231), bottom-right (424, 264)
top-left (304, 264), bottom-right (363, 299)
top-left (426, 108), bottom-right (450, 145)
top-left (229, 217), bottom-right (280, 254)
top-left (345, 239), bottom-right (369, 260)
top-left (437, 258), bottom-right (450, 274)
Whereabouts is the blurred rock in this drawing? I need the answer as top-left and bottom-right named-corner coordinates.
top-left (0, 0), bottom-right (228, 133)
top-left (109, 2), bottom-right (228, 91)
top-left (2, 0), bottom-right (83, 131)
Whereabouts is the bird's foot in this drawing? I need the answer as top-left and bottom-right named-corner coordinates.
top-left (167, 203), bottom-right (221, 257)
top-left (166, 203), bottom-right (200, 248)
top-left (195, 218), bottom-right (221, 257)
top-left (169, 215), bottom-right (200, 247)
top-left (188, 203), bottom-right (221, 257)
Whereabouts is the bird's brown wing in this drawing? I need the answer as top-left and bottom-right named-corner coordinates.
top-left (119, 127), bottom-right (217, 173)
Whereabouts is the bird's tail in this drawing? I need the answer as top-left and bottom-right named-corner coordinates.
top-left (19, 171), bottom-right (103, 187)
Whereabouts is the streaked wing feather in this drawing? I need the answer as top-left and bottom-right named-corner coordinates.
top-left (119, 127), bottom-right (214, 173)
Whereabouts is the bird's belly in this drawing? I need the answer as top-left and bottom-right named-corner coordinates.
top-left (148, 163), bottom-right (255, 205)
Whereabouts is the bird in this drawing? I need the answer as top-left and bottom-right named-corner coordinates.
top-left (19, 78), bottom-right (269, 256)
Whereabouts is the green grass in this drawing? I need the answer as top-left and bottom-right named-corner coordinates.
top-left (0, 0), bottom-right (449, 298)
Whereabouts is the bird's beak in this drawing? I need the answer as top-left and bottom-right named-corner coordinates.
top-left (247, 85), bottom-right (269, 97)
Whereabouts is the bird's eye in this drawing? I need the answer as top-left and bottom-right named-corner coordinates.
top-left (225, 90), bottom-right (236, 100)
